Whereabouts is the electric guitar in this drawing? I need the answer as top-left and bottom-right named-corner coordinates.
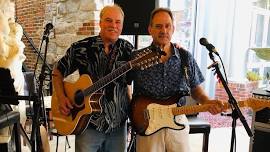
top-left (130, 95), bottom-right (270, 136)
top-left (51, 47), bottom-right (164, 135)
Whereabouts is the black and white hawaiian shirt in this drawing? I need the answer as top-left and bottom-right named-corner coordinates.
top-left (56, 35), bottom-right (134, 133)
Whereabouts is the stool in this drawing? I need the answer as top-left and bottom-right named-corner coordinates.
top-left (46, 107), bottom-right (71, 152)
top-left (188, 115), bottom-right (211, 152)
top-left (50, 131), bottom-right (71, 152)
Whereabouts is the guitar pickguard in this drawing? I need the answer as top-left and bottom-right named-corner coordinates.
top-left (144, 103), bottom-right (185, 135)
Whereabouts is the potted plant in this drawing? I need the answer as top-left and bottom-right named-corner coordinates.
top-left (246, 71), bottom-right (262, 89)
top-left (246, 71), bottom-right (262, 81)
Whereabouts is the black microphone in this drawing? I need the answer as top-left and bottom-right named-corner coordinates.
top-left (43, 23), bottom-right (54, 38)
top-left (199, 37), bottom-right (219, 55)
top-left (45, 23), bottom-right (54, 30)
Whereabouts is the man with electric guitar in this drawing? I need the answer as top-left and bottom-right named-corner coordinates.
top-left (130, 8), bottom-right (225, 152)
top-left (51, 4), bottom-right (135, 152)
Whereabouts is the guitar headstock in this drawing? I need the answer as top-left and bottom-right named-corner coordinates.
top-left (131, 46), bottom-right (166, 70)
top-left (245, 97), bottom-right (270, 111)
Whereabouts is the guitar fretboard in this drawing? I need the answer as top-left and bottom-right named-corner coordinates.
top-left (83, 62), bottom-right (132, 95)
top-left (171, 98), bottom-right (270, 116)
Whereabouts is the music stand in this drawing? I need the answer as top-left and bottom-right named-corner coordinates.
top-left (0, 68), bottom-right (42, 151)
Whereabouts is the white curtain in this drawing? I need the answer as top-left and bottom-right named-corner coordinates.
top-left (193, 0), bottom-right (253, 97)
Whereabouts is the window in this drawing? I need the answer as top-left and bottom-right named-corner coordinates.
top-left (248, 2), bottom-right (270, 86)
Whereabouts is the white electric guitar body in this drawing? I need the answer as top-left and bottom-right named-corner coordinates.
top-left (130, 95), bottom-right (270, 136)
top-left (144, 103), bottom-right (185, 135)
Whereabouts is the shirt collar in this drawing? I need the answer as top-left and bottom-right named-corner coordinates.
top-left (92, 35), bottom-right (104, 49)
top-left (172, 43), bottom-right (181, 59)
top-left (94, 35), bottom-right (118, 51)
top-left (150, 42), bottom-right (180, 59)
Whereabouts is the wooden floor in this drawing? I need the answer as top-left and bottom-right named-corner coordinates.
top-left (21, 126), bottom-right (250, 152)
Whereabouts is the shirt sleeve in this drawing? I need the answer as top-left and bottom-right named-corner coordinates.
top-left (56, 44), bottom-right (77, 77)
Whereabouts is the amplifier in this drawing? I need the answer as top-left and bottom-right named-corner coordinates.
top-left (249, 89), bottom-right (270, 152)
top-left (255, 108), bottom-right (270, 124)
top-left (251, 122), bottom-right (270, 152)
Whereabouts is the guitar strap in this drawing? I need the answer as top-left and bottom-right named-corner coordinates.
top-left (178, 48), bottom-right (190, 84)
top-left (177, 46), bottom-right (191, 98)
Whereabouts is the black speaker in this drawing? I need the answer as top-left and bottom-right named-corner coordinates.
top-left (114, 0), bottom-right (157, 35)
top-left (252, 128), bottom-right (270, 152)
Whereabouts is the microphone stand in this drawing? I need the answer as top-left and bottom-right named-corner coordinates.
top-left (30, 26), bottom-right (52, 152)
top-left (207, 52), bottom-right (253, 152)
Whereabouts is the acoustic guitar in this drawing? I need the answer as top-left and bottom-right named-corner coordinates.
top-left (130, 95), bottom-right (270, 136)
top-left (51, 47), bottom-right (164, 135)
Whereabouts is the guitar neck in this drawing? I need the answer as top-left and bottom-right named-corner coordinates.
top-left (84, 62), bottom-right (132, 95)
top-left (171, 100), bottom-right (247, 116)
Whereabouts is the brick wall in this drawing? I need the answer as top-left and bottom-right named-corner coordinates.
top-left (215, 81), bottom-right (259, 102)
top-left (15, 0), bottom-right (52, 70)
top-left (77, 21), bottom-right (99, 36)
top-left (15, 0), bottom-right (102, 70)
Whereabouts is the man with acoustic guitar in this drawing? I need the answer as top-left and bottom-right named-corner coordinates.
top-left (52, 4), bottom-right (134, 152)
top-left (130, 8), bottom-right (225, 152)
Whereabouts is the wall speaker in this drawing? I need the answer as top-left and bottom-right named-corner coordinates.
top-left (114, 0), bottom-right (157, 35)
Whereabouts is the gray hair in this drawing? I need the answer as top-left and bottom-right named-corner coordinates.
top-left (100, 4), bottom-right (124, 19)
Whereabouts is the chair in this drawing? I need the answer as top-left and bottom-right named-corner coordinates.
top-left (188, 114), bottom-right (211, 152)
top-left (186, 96), bottom-right (211, 152)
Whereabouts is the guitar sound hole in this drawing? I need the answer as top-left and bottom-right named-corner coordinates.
top-left (74, 90), bottom-right (84, 107)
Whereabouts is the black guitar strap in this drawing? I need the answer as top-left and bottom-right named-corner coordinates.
top-left (178, 48), bottom-right (190, 86)
top-left (177, 47), bottom-right (191, 101)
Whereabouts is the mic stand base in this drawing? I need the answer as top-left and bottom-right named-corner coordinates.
top-left (230, 109), bottom-right (238, 152)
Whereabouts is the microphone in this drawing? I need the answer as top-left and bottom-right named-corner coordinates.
top-left (199, 37), bottom-right (219, 55)
top-left (43, 23), bottom-right (54, 39)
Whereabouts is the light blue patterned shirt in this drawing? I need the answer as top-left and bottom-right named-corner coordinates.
top-left (132, 43), bottom-right (204, 105)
